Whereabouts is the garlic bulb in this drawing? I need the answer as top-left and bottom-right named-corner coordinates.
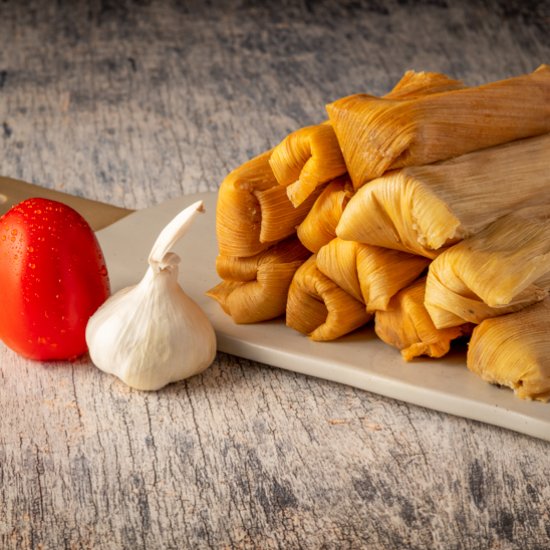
top-left (86, 200), bottom-right (217, 391)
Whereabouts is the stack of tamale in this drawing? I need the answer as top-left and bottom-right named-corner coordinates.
top-left (208, 65), bottom-right (550, 402)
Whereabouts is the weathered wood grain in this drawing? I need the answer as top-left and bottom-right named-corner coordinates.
top-left (1, 0), bottom-right (550, 548)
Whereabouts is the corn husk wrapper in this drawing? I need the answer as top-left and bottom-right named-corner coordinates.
top-left (269, 70), bottom-right (464, 207)
top-left (216, 150), bottom-right (319, 257)
top-left (385, 70), bottom-right (464, 99)
top-left (286, 256), bottom-right (371, 341)
top-left (316, 238), bottom-right (430, 311)
top-left (467, 299), bottom-right (550, 402)
top-left (216, 150), bottom-right (275, 257)
top-left (327, 65), bottom-right (550, 189)
top-left (425, 206), bottom-right (550, 329)
top-left (269, 123), bottom-right (347, 207)
top-left (296, 177), bottom-right (353, 253)
top-left (207, 238), bottom-right (310, 323)
top-left (337, 133), bottom-right (550, 258)
top-left (374, 278), bottom-right (469, 361)
top-left (255, 182), bottom-right (323, 243)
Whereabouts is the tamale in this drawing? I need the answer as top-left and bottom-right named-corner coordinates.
top-left (327, 65), bottom-right (550, 189)
top-left (316, 238), bottom-right (429, 311)
top-left (296, 177), bottom-right (353, 253)
top-left (255, 182), bottom-right (323, 243)
top-left (216, 150), bottom-right (317, 257)
top-left (374, 278), bottom-right (467, 361)
top-left (216, 150), bottom-right (275, 257)
top-left (269, 70), bottom-right (464, 207)
top-left (269, 123), bottom-right (347, 207)
top-left (337, 133), bottom-right (550, 258)
top-left (286, 256), bottom-right (371, 341)
top-left (467, 299), bottom-right (550, 402)
top-left (425, 206), bottom-right (550, 329)
top-left (207, 238), bottom-right (310, 323)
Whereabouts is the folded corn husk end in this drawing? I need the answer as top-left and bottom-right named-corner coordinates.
top-left (336, 170), bottom-right (461, 258)
top-left (269, 123), bottom-right (347, 207)
top-left (208, 238), bottom-right (310, 324)
top-left (316, 238), bottom-right (430, 312)
top-left (467, 299), bottom-right (550, 402)
top-left (254, 182), bottom-right (323, 244)
top-left (375, 278), bottom-right (465, 361)
top-left (286, 256), bottom-right (371, 341)
top-left (425, 206), bottom-right (550, 329)
top-left (207, 258), bottom-right (306, 324)
top-left (297, 178), bottom-right (353, 253)
top-left (216, 149), bottom-right (278, 258)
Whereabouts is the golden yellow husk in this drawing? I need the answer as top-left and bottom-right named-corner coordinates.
top-left (374, 278), bottom-right (468, 361)
top-left (207, 238), bottom-right (310, 323)
top-left (327, 65), bottom-right (550, 189)
top-left (296, 177), bottom-right (353, 253)
top-left (269, 70), bottom-right (464, 206)
top-left (286, 256), bottom-right (372, 341)
top-left (467, 298), bottom-right (550, 402)
top-left (216, 150), bottom-right (318, 257)
top-left (337, 133), bottom-right (550, 258)
top-left (386, 70), bottom-right (464, 99)
top-left (216, 150), bottom-right (276, 257)
top-left (316, 238), bottom-right (429, 311)
top-left (255, 182), bottom-right (323, 243)
top-left (269, 122), bottom-right (347, 207)
top-left (425, 206), bottom-right (550, 329)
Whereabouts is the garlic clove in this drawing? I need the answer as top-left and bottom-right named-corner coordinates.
top-left (86, 200), bottom-right (217, 391)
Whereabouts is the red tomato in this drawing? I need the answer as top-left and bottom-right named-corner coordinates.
top-left (0, 198), bottom-right (110, 361)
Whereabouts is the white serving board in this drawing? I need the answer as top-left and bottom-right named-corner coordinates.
top-left (96, 192), bottom-right (550, 442)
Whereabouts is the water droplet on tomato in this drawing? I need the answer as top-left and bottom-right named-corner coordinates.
top-left (28, 263), bottom-right (35, 269)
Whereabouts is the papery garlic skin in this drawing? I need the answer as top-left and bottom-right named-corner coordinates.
top-left (86, 201), bottom-right (217, 391)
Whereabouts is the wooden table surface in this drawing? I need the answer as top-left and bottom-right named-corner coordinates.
top-left (1, 1), bottom-right (549, 548)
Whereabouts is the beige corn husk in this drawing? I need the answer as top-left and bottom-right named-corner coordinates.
top-left (425, 206), bottom-right (550, 329)
top-left (269, 70), bottom-right (464, 207)
top-left (374, 278), bottom-right (469, 361)
top-left (216, 150), bottom-right (317, 257)
top-left (296, 177), bottom-right (353, 253)
top-left (327, 65), bottom-right (550, 189)
top-left (337, 133), bottom-right (550, 258)
top-left (467, 299), bottom-right (550, 402)
top-left (316, 238), bottom-right (429, 311)
top-left (286, 256), bottom-right (371, 341)
top-left (207, 238), bottom-right (310, 323)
